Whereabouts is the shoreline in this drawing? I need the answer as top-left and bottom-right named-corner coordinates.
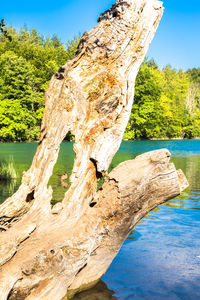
top-left (123, 137), bottom-right (200, 141)
top-left (1, 137), bottom-right (200, 143)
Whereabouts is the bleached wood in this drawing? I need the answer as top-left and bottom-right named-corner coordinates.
top-left (0, 1), bottom-right (188, 300)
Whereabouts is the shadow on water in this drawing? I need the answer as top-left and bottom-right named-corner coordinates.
top-left (73, 281), bottom-right (118, 300)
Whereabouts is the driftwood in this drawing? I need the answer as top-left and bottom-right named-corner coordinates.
top-left (0, 0), bottom-right (188, 299)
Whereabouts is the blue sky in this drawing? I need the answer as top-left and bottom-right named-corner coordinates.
top-left (1, 0), bottom-right (200, 70)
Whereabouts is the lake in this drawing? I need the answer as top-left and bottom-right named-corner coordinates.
top-left (0, 140), bottom-right (200, 300)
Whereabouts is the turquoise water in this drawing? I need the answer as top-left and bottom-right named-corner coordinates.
top-left (0, 140), bottom-right (200, 299)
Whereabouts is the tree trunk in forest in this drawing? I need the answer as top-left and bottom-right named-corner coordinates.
top-left (0, 1), bottom-right (188, 299)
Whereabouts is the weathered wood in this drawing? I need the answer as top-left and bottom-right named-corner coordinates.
top-left (0, 1), bottom-right (189, 299)
top-left (1, 149), bottom-right (188, 300)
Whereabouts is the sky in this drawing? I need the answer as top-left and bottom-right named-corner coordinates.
top-left (0, 0), bottom-right (200, 71)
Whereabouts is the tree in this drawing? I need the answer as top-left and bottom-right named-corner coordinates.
top-left (0, 2), bottom-right (188, 299)
top-left (0, 26), bottom-right (80, 141)
top-left (0, 51), bottom-right (43, 140)
top-left (0, 19), bottom-right (12, 41)
top-left (124, 60), bottom-right (200, 140)
top-left (124, 61), bottom-right (164, 139)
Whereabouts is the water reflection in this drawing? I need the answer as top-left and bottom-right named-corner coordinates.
top-left (0, 140), bottom-right (200, 299)
top-left (0, 179), bottom-right (17, 204)
top-left (102, 141), bottom-right (200, 300)
top-left (1, 140), bottom-right (200, 205)
top-left (73, 281), bottom-right (118, 300)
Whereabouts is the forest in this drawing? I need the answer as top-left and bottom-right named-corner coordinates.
top-left (0, 23), bottom-right (199, 141)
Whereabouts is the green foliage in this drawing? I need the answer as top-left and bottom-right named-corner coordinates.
top-left (0, 24), bottom-right (80, 141)
top-left (0, 19), bottom-right (12, 41)
top-left (127, 63), bottom-right (163, 139)
top-left (0, 157), bottom-right (17, 181)
top-left (0, 51), bottom-right (43, 141)
top-left (124, 60), bottom-right (200, 139)
top-left (0, 22), bottom-right (199, 142)
top-left (187, 68), bottom-right (200, 85)
top-left (65, 36), bottom-right (80, 61)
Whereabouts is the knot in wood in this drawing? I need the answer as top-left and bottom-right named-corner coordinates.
top-left (55, 67), bottom-right (65, 80)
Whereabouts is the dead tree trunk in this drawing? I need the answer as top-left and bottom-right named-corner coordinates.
top-left (0, 1), bottom-right (188, 299)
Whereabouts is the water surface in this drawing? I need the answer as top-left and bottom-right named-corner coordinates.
top-left (0, 140), bottom-right (200, 299)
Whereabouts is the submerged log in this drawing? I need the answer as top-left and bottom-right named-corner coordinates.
top-left (0, 1), bottom-right (188, 299)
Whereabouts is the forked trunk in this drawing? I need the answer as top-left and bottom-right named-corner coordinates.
top-left (0, 1), bottom-right (188, 299)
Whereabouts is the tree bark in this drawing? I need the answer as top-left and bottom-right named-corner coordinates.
top-left (0, 1), bottom-right (188, 299)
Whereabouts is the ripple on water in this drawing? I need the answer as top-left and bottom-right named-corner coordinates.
top-left (1, 140), bottom-right (200, 299)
